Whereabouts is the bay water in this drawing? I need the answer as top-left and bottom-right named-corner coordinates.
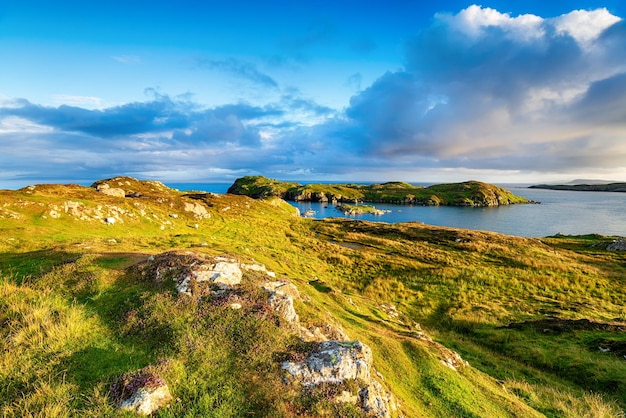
top-left (168, 183), bottom-right (626, 238)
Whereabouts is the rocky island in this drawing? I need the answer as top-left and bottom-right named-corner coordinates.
top-left (228, 176), bottom-right (530, 207)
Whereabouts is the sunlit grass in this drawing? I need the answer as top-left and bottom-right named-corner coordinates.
top-left (1, 181), bottom-right (625, 416)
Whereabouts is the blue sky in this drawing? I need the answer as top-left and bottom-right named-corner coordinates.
top-left (1, 1), bottom-right (626, 187)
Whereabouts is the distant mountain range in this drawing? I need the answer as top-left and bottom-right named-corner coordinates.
top-left (530, 181), bottom-right (626, 192)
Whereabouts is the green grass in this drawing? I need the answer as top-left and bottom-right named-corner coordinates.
top-left (0, 178), bottom-right (625, 416)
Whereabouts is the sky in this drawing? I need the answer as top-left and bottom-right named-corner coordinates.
top-left (1, 0), bottom-right (626, 187)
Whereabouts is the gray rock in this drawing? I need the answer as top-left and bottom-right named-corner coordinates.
top-left (282, 340), bottom-right (372, 385)
top-left (359, 379), bottom-right (396, 418)
top-left (262, 281), bottom-right (301, 326)
top-left (119, 384), bottom-right (172, 415)
top-left (176, 257), bottom-right (243, 295)
top-left (282, 340), bottom-right (397, 417)
top-left (607, 238), bottom-right (626, 251)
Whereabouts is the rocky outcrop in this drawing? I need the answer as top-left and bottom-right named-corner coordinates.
top-left (184, 201), bottom-right (211, 219)
top-left (282, 340), bottom-right (373, 385)
top-left (96, 183), bottom-right (126, 198)
top-left (170, 256), bottom-right (243, 294)
top-left (134, 251), bottom-right (397, 416)
top-left (282, 340), bottom-right (397, 417)
top-left (607, 238), bottom-right (626, 251)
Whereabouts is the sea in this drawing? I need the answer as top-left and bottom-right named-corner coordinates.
top-left (167, 182), bottom-right (626, 238)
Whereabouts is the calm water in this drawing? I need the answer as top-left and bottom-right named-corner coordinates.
top-left (169, 183), bottom-right (626, 238)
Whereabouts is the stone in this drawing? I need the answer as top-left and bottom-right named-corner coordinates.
top-left (282, 340), bottom-right (396, 416)
top-left (99, 187), bottom-right (126, 198)
top-left (282, 340), bottom-right (372, 386)
top-left (184, 201), bottom-right (211, 218)
top-left (119, 385), bottom-right (172, 415)
top-left (172, 257), bottom-right (243, 295)
top-left (359, 379), bottom-right (396, 418)
top-left (607, 238), bottom-right (626, 251)
top-left (268, 291), bottom-right (300, 326)
top-left (262, 281), bottom-right (301, 326)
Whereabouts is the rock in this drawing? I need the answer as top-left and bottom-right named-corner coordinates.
top-left (184, 201), bottom-right (211, 219)
top-left (144, 253), bottom-right (243, 295)
top-left (261, 281), bottom-right (300, 300)
top-left (99, 187), bottom-right (126, 198)
top-left (607, 238), bottom-right (626, 251)
top-left (200, 259), bottom-right (243, 288)
top-left (119, 385), bottom-right (172, 415)
top-left (269, 291), bottom-right (300, 326)
top-left (359, 379), bottom-right (396, 418)
top-left (282, 340), bottom-right (396, 417)
top-left (112, 368), bottom-right (172, 415)
top-left (282, 340), bottom-right (372, 386)
top-left (262, 281), bottom-right (301, 327)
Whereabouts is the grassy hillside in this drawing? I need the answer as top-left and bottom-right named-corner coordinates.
top-left (228, 176), bottom-right (530, 206)
top-left (0, 177), bottom-right (624, 417)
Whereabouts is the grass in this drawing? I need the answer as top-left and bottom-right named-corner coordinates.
top-left (0, 178), bottom-right (625, 416)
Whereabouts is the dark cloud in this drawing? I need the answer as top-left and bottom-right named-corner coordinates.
top-left (193, 57), bottom-right (279, 88)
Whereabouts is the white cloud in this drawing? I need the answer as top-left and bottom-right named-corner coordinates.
top-left (437, 5), bottom-right (544, 41)
top-left (553, 8), bottom-right (621, 46)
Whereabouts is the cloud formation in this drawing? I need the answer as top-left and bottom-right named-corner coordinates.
top-left (1, 5), bottom-right (626, 185)
top-left (320, 6), bottom-right (626, 175)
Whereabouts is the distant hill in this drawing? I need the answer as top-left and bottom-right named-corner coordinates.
top-left (567, 179), bottom-right (621, 185)
top-left (529, 182), bottom-right (626, 192)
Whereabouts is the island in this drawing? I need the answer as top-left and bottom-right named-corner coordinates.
top-left (335, 204), bottom-right (390, 216)
top-left (529, 183), bottom-right (626, 192)
top-left (227, 176), bottom-right (531, 207)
